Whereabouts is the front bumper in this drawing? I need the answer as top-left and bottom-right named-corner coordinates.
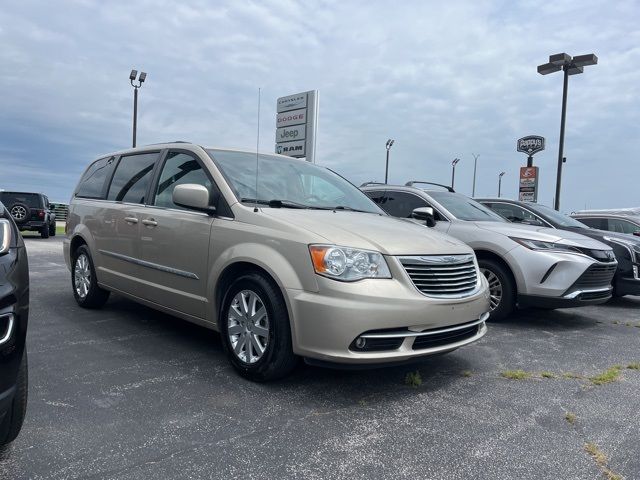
top-left (614, 266), bottom-right (640, 296)
top-left (287, 274), bottom-right (490, 364)
top-left (506, 245), bottom-right (616, 301)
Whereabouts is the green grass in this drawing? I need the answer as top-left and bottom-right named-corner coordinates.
top-left (501, 370), bottom-right (531, 380)
top-left (565, 412), bottom-right (577, 425)
top-left (20, 225), bottom-right (65, 237)
top-left (562, 372), bottom-right (583, 379)
top-left (404, 370), bottom-right (422, 388)
top-left (541, 371), bottom-right (556, 379)
top-left (461, 370), bottom-right (472, 378)
top-left (589, 366), bottom-right (622, 386)
top-left (627, 363), bottom-right (640, 370)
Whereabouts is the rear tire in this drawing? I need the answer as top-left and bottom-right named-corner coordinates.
top-left (0, 350), bottom-right (28, 446)
top-left (40, 225), bottom-right (49, 239)
top-left (478, 258), bottom-right (515, 322)
top-left (72, 245), bottom-right (110, 308)
top-left (220, 272), bottom-right (298, 381)
top-left (49, 222), bottom-right (56, 237)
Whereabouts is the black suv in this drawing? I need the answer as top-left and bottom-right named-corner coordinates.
top-left (0, 191), bottom-right (56, 238)
top-left (478, 199), bottom-right (640, 297)
top-left (0, 201), bottom-right (29, 446)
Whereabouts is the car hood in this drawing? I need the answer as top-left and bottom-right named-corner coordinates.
top-left (473, 221), bottom-right (611, 250)
top-left (261, 209), bottom-right (471, 256)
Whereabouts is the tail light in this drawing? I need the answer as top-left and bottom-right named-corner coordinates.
top-left (37, 209), bottom-right (45, 218)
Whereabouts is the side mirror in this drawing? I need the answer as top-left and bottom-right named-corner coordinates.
top-left (173, 184), bottom-right (216, 214)
top-left (634, 231), bottom-right (640, 237)
top-left (412, 207), bottom-right (436, 227)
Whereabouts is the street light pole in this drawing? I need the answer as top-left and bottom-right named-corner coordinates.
top-left (472, 153), bottom-right (479, 197)
top-left (384, 139), bottom-right (394, 184)
top-left (451, 158), bottom-right (460, 190)
top-left (129, 69), bottom-right (147, 148)
top-left (498, 171), bottom-right (505, 197)
top-left (537, 53), bottom-right (597, 210)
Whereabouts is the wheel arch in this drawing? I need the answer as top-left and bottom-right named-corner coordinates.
top-left (474, 249), bottom-right (518, 295)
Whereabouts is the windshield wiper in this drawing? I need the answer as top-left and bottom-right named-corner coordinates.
top-left (240, 198), bottom-right (310, 209)
top-left (333, 205), bottom-right (369, 213)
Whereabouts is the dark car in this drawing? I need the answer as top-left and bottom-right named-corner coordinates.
top-left (570, 209), bottom-right (640, 238)
top-left (0, 191), bottom-right (56, 238)
top-left (0, 201), bottom-right (29, 445)
top-left (478, 199), bottom-right (640, 297)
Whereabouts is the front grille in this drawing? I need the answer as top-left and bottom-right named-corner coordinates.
top-left (399, 254), bottom-right (479, 298)
top-left (571, 263), bottom-right (617, 290)
top-left (412, 323), bottom-right (479, 350)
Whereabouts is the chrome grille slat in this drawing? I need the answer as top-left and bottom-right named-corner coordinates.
top-left (399, 255), bottom-right (479, 298)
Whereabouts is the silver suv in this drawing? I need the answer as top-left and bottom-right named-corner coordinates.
top-left (362, 182), bottom-right (617, 321)
top-left (64, 144), bottom-right (490, 380)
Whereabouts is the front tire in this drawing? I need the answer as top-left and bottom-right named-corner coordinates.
top-left (478, 258), bottom-right (515, 321)
top-left (72, 245), bottom-right (110, 308)
top-left (220, 272), bottom-right (297, 381)
top-left (0, 350), bottom-right (28, 446)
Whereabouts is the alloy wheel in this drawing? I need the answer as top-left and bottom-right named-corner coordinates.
top-left (227, 290), bottom-right (270, 364)
top-left (74, 254), bottom-right (91, 299)
top-left (480, 268), bottom-right (502, 311)
top-left (10, 205), bottom-right (27, 221)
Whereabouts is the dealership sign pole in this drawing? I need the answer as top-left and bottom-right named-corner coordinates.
top-left (516, 135), bottom-right (545, 202)
top-left (275, 90), bottom-right (319, 163)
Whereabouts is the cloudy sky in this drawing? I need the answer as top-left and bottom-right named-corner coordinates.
top-left (1, 0), bottom-right (638, 212)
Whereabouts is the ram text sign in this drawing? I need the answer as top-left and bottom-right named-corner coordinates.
top-left (275, 90), bottom-right (319, 162)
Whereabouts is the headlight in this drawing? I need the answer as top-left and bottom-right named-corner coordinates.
top-left (509, 237), bottom-right (580, 253)
top-left (309, 245), bottom-right (391, 281)
top-left (0, 219), bottom-right (11, 255)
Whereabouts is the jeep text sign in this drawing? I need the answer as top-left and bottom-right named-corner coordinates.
top-left (517, 136), bottom-right (545, 156)
top-left (275, 90), bottom-right (319, 161)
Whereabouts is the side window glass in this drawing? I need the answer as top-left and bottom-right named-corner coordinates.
top-left (107, 153), bottom-right (158, 204)
top-left (76, 156), bottom-right (116, 199)
top-left (383, 191), bottom-right (428, 218)
top-left (579, 217), bottom-right (606, 229)
top-left (492, 204), bottom-right (520, 221)
top-left (609, 218), bottom-right (638, 234)
top-left (364, 190), bottom-right (385, 205)
top-left (154, 152), bottom-right (213, 210)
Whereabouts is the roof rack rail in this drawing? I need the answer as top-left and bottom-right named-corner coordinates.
top-left (360, 181), bottom-right (386, 187)
top-left (405, 181), bottom-right (455, 192)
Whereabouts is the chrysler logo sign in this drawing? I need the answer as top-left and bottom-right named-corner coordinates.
top-left (517, 136), bottom-right (545, 156)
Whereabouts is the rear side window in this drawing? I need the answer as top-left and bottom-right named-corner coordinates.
top-left (107, 153), bottom-right (158, 204)
top-left (76, 156), bottom-right (116, 199)
top-left (0, 192), bottom-right (41, 208)
top-left (608, 218), bottom-right (640, 234)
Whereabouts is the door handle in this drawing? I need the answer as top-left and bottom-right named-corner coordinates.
top-left (142, 218), bottom-right (158, 227)
top-left (124, 217), bottom-right (138, 224)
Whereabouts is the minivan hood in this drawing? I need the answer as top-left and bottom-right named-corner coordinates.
top-left (261, 209), bottom-right (471, 255)
top-left (473, 221), bottom-right (610, 250)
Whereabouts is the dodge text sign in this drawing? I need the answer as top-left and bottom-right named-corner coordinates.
top-left (275, 90), bottom-right (318, 161)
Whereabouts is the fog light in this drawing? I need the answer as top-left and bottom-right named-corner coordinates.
top-left (355, 337), bottom-right (366, 349)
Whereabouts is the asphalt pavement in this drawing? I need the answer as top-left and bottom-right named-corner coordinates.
top-left (1, 236), bottom-right (639, 479)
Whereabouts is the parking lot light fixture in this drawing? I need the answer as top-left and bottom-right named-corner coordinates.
top-left (451, 158), bottom-right (460, 190)
top-left (129, 69), bottom-right (148, 148)
top-left (498, 171), bottom-right (506, 197)
top-left (538, 52), bottom-right (597, 211)
top-left (384, 139), bottom-right (394, 184)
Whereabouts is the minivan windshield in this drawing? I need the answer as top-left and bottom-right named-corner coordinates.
top-left (428, 191), bottom-right (506, 222)
top-left (207, 150), bottom-right (383, 214)
top-left (526, 203), bottom-right (589, 229)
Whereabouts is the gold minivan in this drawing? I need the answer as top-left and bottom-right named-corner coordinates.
top-left (64, 143), bottom-right (489, 380)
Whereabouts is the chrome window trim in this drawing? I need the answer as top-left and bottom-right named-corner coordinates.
top-left (99, 250), bottom-right (199, 279)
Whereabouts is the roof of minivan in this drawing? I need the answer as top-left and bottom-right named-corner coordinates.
top-left (94, 143), bottom-right (298, 161)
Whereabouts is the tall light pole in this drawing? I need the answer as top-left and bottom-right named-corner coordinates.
top-left (451, 158), bottom-right (460, 190)
top-left (471, 153), bottom-right (480, 197)
top-left (384, 139), bottom-right (394, 184)
top-left (537, 53), bottom-right (597, 210)
top-left (498, 171), bottom-right (506, 197)
top-left (129, 69), bottom-right (147, 147)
